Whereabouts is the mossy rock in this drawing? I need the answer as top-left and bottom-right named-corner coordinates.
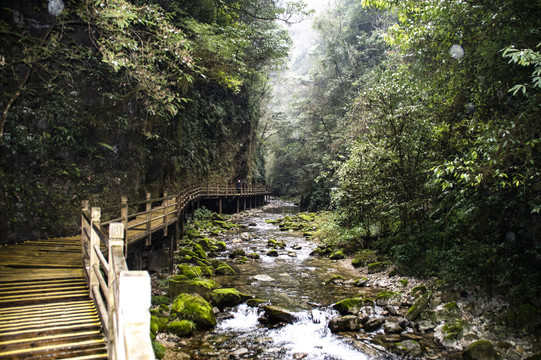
top-left (442, 319), bottom-right (465, 341)
top-left (297, 213), bottom-right (315, 222)
top-left (210, 212), bottom-right (225, 221)
top-left (171, 293), bottom-right (216, 329)
top-left (185, 228), bottom-right (203, 240)
top-left (157, 317), bottom-right (169, 332)
top-left (197, 238), bottom-right (213, 251)
top-left (375, 291), bottom-right (401, 306)
top-left (462, 340), bottom-right (499, 360)
top-left (229, 249), bottom-right (246, 258)
top-left (263, 305), bottom-right (296, 324)
top-left (279, 222), bottom-right (295, 231)
top-left (152, 340), bottom-right (166, 359)
top-left (152, 295), bottom-right (169, 305)
top-left (151, 315), bottom-right (159, 336)
top-left (214, 263), bottom-right (236, 275)
top-left (177, 248), bottom-right (198, 259)
top-left (212, 220), bottom-right (232, 229)
top-left (168, 278), bottom-right (219, 300)
top-left (353, 277), bottom-right (369, 287)
top-left (325, 275), bottom-right (344, 285)
top-left (406, 292), bottom-right (432, 321)
top-left (192, 243), bottom-right (208, 259)
top-left (267, 239), bottom-right (286, 249)
top-left (398, 279), bottom-right (408, 287)
top-left (215, 241), bottom-right (227, 252)
top-left (367, 261), bottom-right (390, 274)
top-left (167, 319), bottom-right (196, 337)
top-left (247, 298), bottom-right (267, 307)
top-left (211, 288), bottom-right (243, 309)
top-left (309, 248), bottom-right (324, 256)
top-left (177, 265), bottom-right (202, 279)
top-left (333, 298), bottom-right (364, 315)
top-left (411, 285), bottom-right (428, 296)
top-left (329, 250), bottom-right (345, 260)
top-left (351, 250), bottom-right (378, 268)
top-left (266, 249), bottom-right (279, 257)
top-left (247, 252), bottom-right (260, 259)
top-left (282, 215), bottom-right (293, 222)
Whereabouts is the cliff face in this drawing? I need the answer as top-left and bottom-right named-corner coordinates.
top-left (0, 0), bottom-right (263, 243)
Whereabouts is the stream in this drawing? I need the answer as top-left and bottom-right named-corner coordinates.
top-left (177, 200), bottom-right (397, 360)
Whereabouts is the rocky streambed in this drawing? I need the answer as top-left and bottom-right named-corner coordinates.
top-left (150, 200), bottom-right (541, 360)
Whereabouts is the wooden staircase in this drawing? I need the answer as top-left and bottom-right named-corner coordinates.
top-left (0, 237), bottom-right (107, 359)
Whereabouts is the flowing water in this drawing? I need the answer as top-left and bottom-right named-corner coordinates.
top-left (179, 200), bottom-right (397, 360)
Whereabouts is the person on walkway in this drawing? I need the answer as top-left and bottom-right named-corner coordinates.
top-left (236, 179), bottom-right (242, 194)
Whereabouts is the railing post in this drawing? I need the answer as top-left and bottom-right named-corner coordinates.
top-left (121, 196), bottom-right (128, 257)
top-left (89, 207), bottom-right (101, 296)
top-left (163, 191), bottom-right (168, 237)
top-left (108, 222), bottom-right (124, 359)
top-left (81, 200), bottom-right (90, 267)
top-left (146, 193), bottom-right (151, 247)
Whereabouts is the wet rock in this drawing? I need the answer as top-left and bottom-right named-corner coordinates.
top-left (293, 353), bottom-right (308, 359)
top-left (359, 306), bottom-right (376, 323)
top-left (375, 291), bottom-right (401, 306)
top-left (263, 305), bottom-right (296, 324)
top-left (229, 249), bottom-right (246, 258)
top-left (353, 278), bottom-right (369, 287)
top-left (230, 347), bottom-right (249, 358)
top-left (405, 292), bottom-right (432, 321)
top-left (163, 349), bottom-right (191, 360)
top-left (252, 274), bottom-right (275, 282)
top-left (266, 249), bottom-right (279, 257)
top-left (363, 317), bottom-right (384, 332)
top-left (267, 238), bottom-right (286, 249)
top-left (434, 319), bottom-right (466, 349)
top-left (462, 340), bottom-right (499, 360)
top-left (288, 251), bottom-right (297, 257)
top-left (383, 320), bottom-right (403, 334)
top-left (333, 297), bottom-right (365, 315)
top-left (171, 293), bottom-right (216, 329)
top-left (393, 340), bottom-right (422, 358)
top-left (292, 244), bottom-right (302, 250)
top-left (211, 288), bottom-right (243, 309)
top-left (328, 315), bottom-right (361, 333)
top-left (215, 241), bottom-right (227, 252)
top-left (247, 298), bottom-right (267, 307)
top-left (325, 275), bottom-right (344, 285)
top-left (385, 304), bottom-right (399, 316)
top-left (214, 263), bottom-right (236, 275)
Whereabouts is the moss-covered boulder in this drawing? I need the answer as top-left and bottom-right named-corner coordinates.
top-left (333, 298), bottom-right (364, 315)
top-left (171, 293), bottom-right (216, 329)
top-left (177, 265), bottom-right (203, 279)
top-left (151, 315), bottom-right (159, 336)
top-left (168, 278), bottom-right (219, 300)
top-left (213, 220), bottom-right (232, 229)
top-left (215, 241), bottom-right (227, 252)
top-left (214, 262), bottom-right (236, 275)
top-left (263, 305), bottom-right (296, 324)
top-left (462, 340), bottom-right (499, 360)
top-left (152, 340), bottom-right (166, 359)
top-left (211, 288), bottom-right (243, 309)
top-left (325, 275), bottom-right (344, 285)
top-left (247, 252), bottom-right (260, 259)
top-left (185, 228), bottom-right (204, 240)
top-left (375, 291), bottom-right (401, 306)
top-left (267, 239), bottom-right (286, 249)
top-left (167, 319), bottom-right (196, 337)
top-left (329, 249), bottom-right (345, 260)
top-left (229, 249), bottom-right (246, 258)
top-left (411, 285), bottom-right (428, 296)
top-left (192, 243), bottom-right (208, 259)
top-left (406, 292), bottom-right (432, 321)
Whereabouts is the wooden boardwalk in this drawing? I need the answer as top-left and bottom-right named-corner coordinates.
top-left (0, 237), bottom-right (107, 359)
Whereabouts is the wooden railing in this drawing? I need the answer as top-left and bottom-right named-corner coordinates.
top-left (81, 182), bottom-right (270, 359)
top-left (81, 205), bottom-right (154, 360)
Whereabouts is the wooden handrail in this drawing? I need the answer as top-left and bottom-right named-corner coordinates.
top-left (81, 182), bottom-right (270, 359)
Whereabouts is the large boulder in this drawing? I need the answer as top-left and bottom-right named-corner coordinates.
top-left (332, 298), bottom-right (365, 315)
top-left (171, 293), bottom-right (216, 329)
top-left (168, 278), bottom-right (218, 300)
top-left (263, 305), bottom-right (296, 324)
top-left (328, 315), bottom-right (361, 333)
top-left (211, 288), bottom-right (243, 309)
top-left (406, 292), bottom-right (432, 321)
